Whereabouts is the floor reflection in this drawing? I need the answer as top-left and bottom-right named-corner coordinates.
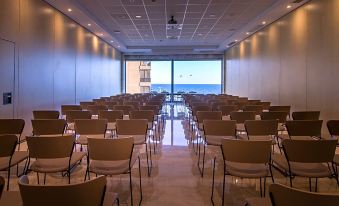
top-left (162, 103), bottom-right (188, 146)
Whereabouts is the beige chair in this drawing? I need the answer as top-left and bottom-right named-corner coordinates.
top-left (0, 119), bottom-right (25, 150)
top-left (0, 135), bottom-right (28, 190)
top-left (230, 111), bottom-right (256, 132)
top-left (200, 120), bottom-right (237, 177)
top-left (98, 110), bottom-right (123, 137)
top-left (272, 139), bottom-right (337, 191)
top-left (18, 175), bottom-right (118, 206)
top-left (212, 139), bottom-right (272, 205)
top-left (285, 120), bottom-right (323, 140)
top-left (31, 119), bottom-right (67, 136)
top-left (33, 110), bottom-right (60, 119)
top-left (327, 120), bottom-right (339, 177)
top-left (79, 101), bottom-right (95, 110)
top-left (25, 135), bottom-right (86, 184)
top-left (292, 111), bottom-right (320, 120)
top-left (75, 119), bottom-right (107, 151)
top-left (260, 112), bottom-right (288, 131)
top-left (65, 110), bottom-right (92, 131)
top-left (116, 119), bottom-right (151, 176)
top-left (244, 120), bottom-right (278, 141)
top-left (87, 137), bottom-right (140, 206)
top-left (269, 183), bottom-right (339, 206)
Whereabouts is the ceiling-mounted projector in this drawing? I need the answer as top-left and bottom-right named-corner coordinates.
top-left (166, 16), bottom-right (183, 30)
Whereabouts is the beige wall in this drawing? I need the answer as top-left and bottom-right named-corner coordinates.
top-left (0, 0), bottom-right (121, 134)
top-left (225, 0), bottom-right (339, 134)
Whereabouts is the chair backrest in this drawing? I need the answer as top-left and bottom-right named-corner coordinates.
top-left (196, 111), bottom-right (222, 124)
top-left (203, 120), bottom-right (236, 136)
top-left (245, 120), bottom-right (278, 136)
top-left (123, 101), bottom-right (140, 109)
top-left (269, 106), bottom-right (291, 116)
top-left (33, 111), bottom-right (60, 120)
top-left (79, 101), bottom-right (95, 110)
top-left (139, 105), bottom-right (159, 114)
top-left (61, 105), bottom-right (82, 115)
top-left (116, 119), bottom-right (148, 135)
top-left (221, 139), bottom-right (271, 163)
top-left (19, 175), bottom-right (107, 206)
top-left (269, 183), bottom-right (339, 206)
top-left (31, 119), bottom-right (67, 136)
top-left (88, 137), bottom-right (133, 161)
top-left (219, 105), bottom-right (238, 116)
top-left (243, 105), bottom-right (263, 115)
top-left (0, 119), bottom-right (25, 135)
top-left (98, 110), bottom-right (123, 122)
top-left (260, 112), bottom-right (288, 123)
top-left (282, 139), bottom-right (337, 163)
top-left (192, 105), bottom-right (211, 116)
top-left (285, 120), bottom-right (323, 138)
top-left (75, 119), bottom-right (107, 135)
top-left (113, 105), bottom-right (135, 115)
top-left (26, 135), bottom-right (75, 159)
top-left (0, 176), bottom-right (4, 199)
top-left (0, 135), bottom-right (17, 157)
top-left (256, 101), bottom-right (271, 110)
top-left (65, 111), bottom-right (92, 123)
top-left (104, 101), bottom-right (118, 110)
top-left (230, 111), bottom-right (256, 123)
top-left (327, 120), bottom-right (339, 137)
top-left (87, 105), bottom-right (108, 115)
top-left (130, 110), bottom-right (154, 122)
top-left (292, 111), bottom-right (320, 120)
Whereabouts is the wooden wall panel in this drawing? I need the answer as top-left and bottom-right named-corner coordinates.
top-left (0, 0), bottom-right (122, 136)
top-left (224, 0), bottom-right (339, 135)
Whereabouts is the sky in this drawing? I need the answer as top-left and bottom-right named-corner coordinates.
top-left (150, 60), bottom-right (222, 84)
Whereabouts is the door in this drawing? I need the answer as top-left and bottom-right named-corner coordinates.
top-left (0, 39), bottom-right (15, 118)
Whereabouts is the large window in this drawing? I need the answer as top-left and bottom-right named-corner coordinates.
top-left (126, 60), bottom-right (222, 96)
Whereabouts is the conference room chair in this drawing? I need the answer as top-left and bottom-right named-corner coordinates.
top-left (113, 105), bottom-right (135, 118)
top-left (25, 135), bottom-right (86, 184)
top-left (244, 120), bottom-right (278, 141)
top-left (292, 111), bottom-right (320, 120)
top-left (18, 175), bottom-right (118, 206)
top-left (327, 120), bottom-right (339, 178)
top-left (272, 139), bottom-right (337, 191)
top-left (219, 105), bottom-right (238, 120)
top-left (199, 120), bottom-right (237, 177)
top-left (0, 135), bottom-right (29, 190)
top-left (87, 105), bottom-right (108, 118)
top-left (0, 119), bottom-right (25, 151)
top-left (32, 110), bottom-right (60, 120)
top-left (79, 101), bottom-right (95, 110)
top-left (230, 111), bottom-right (256, 133)
top-left (116, 119), bottom-right (151, 177)
top-left (60, 105), bottom-right (82, 118)
top-left (243, 105), bottom-right (264, 116)
top-left (98, 110), bottom-right (123, 138)
top-left (31, 119), bottom-right (67, 136)
top-left (260, 111), bottom-right (288, 131)
top-left (86, 137), bottom-right (140, 206)
top-left (285, 120), bottom-right (323, 140)
top-left (211, 139), bottom-right (272, 205)
top-left (104, 101), bottom-right (119, 110)
top-left (268, 106), bottom-right (291, 118)
top-left (75, 119), bottom-right (107, 151)
top-left (123, 101), bottom-right (141, 110)
top-left (65, 110), bottom-right (92, 131)
top-left (256, 102), bottom-right (271, 111)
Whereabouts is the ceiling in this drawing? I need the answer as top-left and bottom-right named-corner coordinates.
top-left (44, 0), bottom-right (309, 54)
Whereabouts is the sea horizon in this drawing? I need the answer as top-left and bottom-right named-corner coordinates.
top-left (151, 84), bottom-right (221, 94)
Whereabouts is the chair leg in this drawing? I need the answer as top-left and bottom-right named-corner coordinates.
top-left (44, 173), bottom-right (47, 185)
top-left (259, 178), bottom-right (262, 197)
top-left (145, 143), bottom-right (151, 177)
top-left (289, 175), bottom-right (293, 187)
top-left (37, 172), bottom-right (40, 185)
top-left (315, 178), bottom-right (318, 192)
top-left (201, 144), bottom-right (206, 178)
top-left (269, 164), bottom-right (275, 183)
top-left (6, 166), bottom-right (11, 191)
top-left (138, 156), bottom-right (142, 206)
top-left (222, 164), bottom-right (226, 206)
top-left (129, 171), bottom-right (134, 206)
top-left (263, 177), bottom-right (267, 197)
top-left (211, 157), bottom-right (216, 206)
top-left (309, 178), bottom-right (312, 192)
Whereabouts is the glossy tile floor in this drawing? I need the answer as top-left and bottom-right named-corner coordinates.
top-left (4, 102), bottom-right (339, 206)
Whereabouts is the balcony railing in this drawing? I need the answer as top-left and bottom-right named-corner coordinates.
top-left (140, 78), bottom-right (151, 82)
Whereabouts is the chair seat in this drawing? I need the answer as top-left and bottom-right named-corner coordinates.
top-left (236, 123), bottom-right (245, 132)
top-left (272, 154), bottom-right (332, 177)
top-left (221, 115), bottom-right (230, 120)
top-left (76, 134), bottom-right (105, 145)
top-left (225, 162), bottom-right (269, 178)
top-left (107, 122), bottom-right (116, 130)
top-left (0, 151), bottom-right (28, 170)
top-left (30, 152), bottom-right (86, 173)
top-left (90, 154), bottom-right (138, 175)
top-left (67, 123), bottom-right (75, 130)
top-left (245, 197), bottom-right (272, 206)
top-left (205, 135), bottom-right (235, 146)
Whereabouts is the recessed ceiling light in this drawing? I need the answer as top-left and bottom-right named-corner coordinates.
top-left (67, 8), bottom-right (72, 12)
top-left (135, 15), bottom-right (142, 18)
top-left (99, 33), bottom-right (104, 36)
top-left (209, 14), bottom-right (216, 18)
top-left (197, 33), bottom-right (203, 36)
top-left (235, 39), bottom-right (238, 42)
top-left (87, 23), bottom-right (91, 26)
top-left (117, 45), bottom-right (120, 48)
top-left (262, 21), bottom-right (266, 25)
top-left (110, 40), bottom-right (114, 43)
top-left (246, 32), bottom-right (250, 35)
top-left (287, 5), bottom-right (292, 9)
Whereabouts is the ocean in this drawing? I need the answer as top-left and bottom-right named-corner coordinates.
top-left (151, 84), bottom-right (221, 94)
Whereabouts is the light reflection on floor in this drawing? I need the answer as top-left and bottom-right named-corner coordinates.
top-left (162, 103), bottom-right (189, 146)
